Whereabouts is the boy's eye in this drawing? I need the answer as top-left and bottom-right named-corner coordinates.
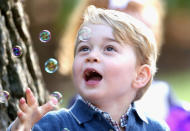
top-left (105, 46), bottom-right (115, 52)
top-left (78, 46), bottom-right (89, 52)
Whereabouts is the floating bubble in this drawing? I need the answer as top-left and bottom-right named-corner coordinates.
top-left (63, 128), bottom-right (70, 131)
top-left (0, 90), bottom-right (9, 104)
top-left (78, 27), bottom-right (91, 42)
top-left (3, 90), bottom-right (10, 100)
top-left (39, 30), bottom-right (51, 43)
top-left (0, 90), bottom-right (5, 103)
top-left (13, 45), bottom-right (23, 57)
top-left (51, 91), bottom-right (63, 102)
top-left (44, 58), bottom-right (58, 73)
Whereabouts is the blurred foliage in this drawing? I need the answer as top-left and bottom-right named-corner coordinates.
top-left (167, 0), bottom-right (190, 11)
top-left (56, 0), bottom-right (190, 31)
top-left (164, 0), bottom-right (190, 102)
top-left (57, 0), bottom-right (81, 32)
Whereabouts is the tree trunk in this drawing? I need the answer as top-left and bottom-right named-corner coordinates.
top-left (0, 0), bottom-right (49, 130)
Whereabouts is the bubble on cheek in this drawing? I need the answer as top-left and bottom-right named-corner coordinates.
top-left (39, 30), bottom-right (51, 43)
top-left (13, 45), bottom-right (23, 57)
top-left (44, 58), bottom-right (59, 73)
top-left (78, 27), bottom-right (91, 42)
top-left (50, 91), bottom-right (63, 103)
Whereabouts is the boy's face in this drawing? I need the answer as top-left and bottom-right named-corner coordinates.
top-left (73, 24), bottom-right (138, 103)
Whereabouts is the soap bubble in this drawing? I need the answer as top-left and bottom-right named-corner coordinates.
top-left (0, 90), bottom-right (5, 103)
top-left (0, 90), bottom-right (9, 104)
top-left (51, 91), bottom-right (63, 102)
top-left (44, 58), bottom-right (58, 73)
top-left (13, 45), bottom-right (23, 57)
top-left (39, 30), bottom-right (51, 43)
top-left (78, 27), bottom-right (91, 42)
top-left (3, 90), bottom-right (10, 100)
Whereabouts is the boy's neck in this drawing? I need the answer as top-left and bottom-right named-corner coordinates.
top-left (92, 96), bottom-right (134, 123)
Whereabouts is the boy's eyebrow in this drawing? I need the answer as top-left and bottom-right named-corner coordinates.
top-left (103, 37), bottom-right (121, 44)
top-left (75, 40), bottom-right (84, 48)
top-left (75, 37), bottom-right (120, 48)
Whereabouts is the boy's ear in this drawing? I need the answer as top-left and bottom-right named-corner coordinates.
top-left (132, 64), bottom-right (151, 89)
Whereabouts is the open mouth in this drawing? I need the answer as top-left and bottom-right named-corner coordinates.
top-left (83, 68), bottom-right (103, 82)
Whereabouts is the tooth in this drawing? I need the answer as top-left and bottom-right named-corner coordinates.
top-left (86, 71), bottom-right (90, 77)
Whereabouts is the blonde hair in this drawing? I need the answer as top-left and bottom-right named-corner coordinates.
top-left (78, 5), bottom-right (158, 100)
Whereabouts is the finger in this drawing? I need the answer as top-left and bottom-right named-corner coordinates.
top-left (40, 98), bottom-right (58, 116)
top-left (17, 110), bottom-right (25, 123)
top-left (19, 97), bottom-right (28, 112)
top-left (26, 88), bottom-right (37, 106)
top-left (12, 117), bottom-right (25, 131)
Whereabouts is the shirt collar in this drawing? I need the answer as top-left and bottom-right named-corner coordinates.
top-left (133, 102), bottom-right (149, 124)
top-left (69, 98), bottom-right (97, 125)
top-left (82, 98), bottom-right (131, 129)
top-left (82, 98), bottom-right (149, 125)
top-left (69, 97), bottom-right (148, 125)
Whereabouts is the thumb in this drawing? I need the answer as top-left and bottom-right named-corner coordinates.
top-left (40, 97), bottom-right (58, 116)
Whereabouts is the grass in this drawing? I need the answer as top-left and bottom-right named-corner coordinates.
top-left (156, 69), bottom-right (190, 102)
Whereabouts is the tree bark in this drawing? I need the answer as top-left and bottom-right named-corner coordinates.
top-left (0, 0), bottom-right (49, 130)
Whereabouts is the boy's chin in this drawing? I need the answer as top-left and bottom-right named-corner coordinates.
top-left (80, 91), bottom-right (105, 103)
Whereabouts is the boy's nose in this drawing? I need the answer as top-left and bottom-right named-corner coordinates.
top-left (85, 56), bottom-right (100, 63)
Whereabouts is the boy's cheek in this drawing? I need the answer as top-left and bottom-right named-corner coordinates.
top-left (72, 68), bottom-right (81, 89)
top-left (72, 60), bottom-right (82, 80)
top-left (72, 62), bottom-right (79, 81)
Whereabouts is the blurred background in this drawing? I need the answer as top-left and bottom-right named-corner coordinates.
top-left (23, 0), bottom-right (190, 107)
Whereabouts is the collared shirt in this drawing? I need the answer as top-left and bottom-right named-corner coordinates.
top-left (82, 98), bottom-right (131, 131)
top-left (7, 98), bottom-right (170, 131)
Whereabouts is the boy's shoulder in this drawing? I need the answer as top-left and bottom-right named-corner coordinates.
top-left (146, 116), bottom-right (170, 131)
top-left (32, 108), bottom-right (73, 131)
top-left (43, 108), bottom-right (71, 121)
top-left (32, 98), bottom-right (99, 131)
top-left (130, 103), bottom-right (170, 131)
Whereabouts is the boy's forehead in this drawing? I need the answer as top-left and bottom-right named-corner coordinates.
top-left (75, 24), bottom-right (126, 48)
top-left (77, 25), bottom-right (115, 42)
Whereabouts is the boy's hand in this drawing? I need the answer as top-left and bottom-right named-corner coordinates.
top-left (11, 88), bottom-right (58, 131)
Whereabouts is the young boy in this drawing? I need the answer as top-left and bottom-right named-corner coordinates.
top-left (8, 5), bottom-right (169, 131)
